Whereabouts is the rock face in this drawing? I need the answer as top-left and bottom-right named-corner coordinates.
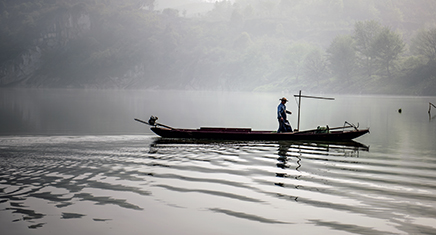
top-left (37, 10), bottom-right (91, 49)
top-left (0, 47), bottom-right (42, 86)
top-left (0, 7), bottom-right (91, 87)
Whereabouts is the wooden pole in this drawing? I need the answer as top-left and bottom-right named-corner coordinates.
top-left (429, 102), bottom-right (436, 113)
top-left (297, 90), bottom-right (301, 131)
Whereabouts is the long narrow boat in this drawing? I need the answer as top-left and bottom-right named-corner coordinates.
top-left (135, 118), bottom-right (369, 141)
top-left (136, 91), bottom-right (370, 141)
top-left (150, 126), bottom-right (369, 141)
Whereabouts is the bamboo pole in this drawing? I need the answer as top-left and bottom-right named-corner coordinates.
top-left (297, 90), bottom-right (301, 131)
top-left (429, 102), bottom-right (436, 113)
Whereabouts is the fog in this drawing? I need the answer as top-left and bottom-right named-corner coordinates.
top-left (1, 0), bottom-right (436, 95)
top-left (0, 89), bottom-right (288, 135)
top-left (1, 3), bottom-right (436, 233)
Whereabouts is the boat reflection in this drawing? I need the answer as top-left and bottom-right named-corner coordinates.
top-left (276, 140), bottom-right (369, 159)
top-left (150, 138), bottom-right (369, 162)
top-left (151, 138), bottom-right (368, 175)
top-left (150, 138), bottom-right (369, 205)
top-left (273, 140), bottom-right (368, 193)
top-left (151, 138), bottom-right (369, 151)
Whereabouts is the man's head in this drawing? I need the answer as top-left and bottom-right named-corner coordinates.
top-left (280, 97), bottom-right (288, 104)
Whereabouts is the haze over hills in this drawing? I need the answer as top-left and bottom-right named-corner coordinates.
top-left (1, 0), bottom-right (435, 95)
top-left (154, 0), bottom-right (215, 17)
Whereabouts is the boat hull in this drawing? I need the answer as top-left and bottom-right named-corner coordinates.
top-left (150, 127), bottom-right (369, 141)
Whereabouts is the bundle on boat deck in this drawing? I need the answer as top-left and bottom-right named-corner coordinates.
top-left (199, 127), bottom-right (252, 132)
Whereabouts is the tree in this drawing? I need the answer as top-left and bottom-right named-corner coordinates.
top-left (230, 9), bottom-right (244, 28)
top-left (353, 20), bottom-right (382, 77)
top-left (303, 48), bottom-right (328, 86)
top-left (326, 35), bottom-right (356, 82)
top-left (207, 0), bottom-right (233, 21)
top-left (282, 43), bottom-right (314, 82)
top-left (371, 27), bottom-right (405, 78)
top-left (410, 28), bottom-right (436, 64)
top-left (140, 0), bottom-right (155, 11)
top-left (233, 31), bottom-right (252, 49)
top-left (257, 0), bottom-right (277, 17)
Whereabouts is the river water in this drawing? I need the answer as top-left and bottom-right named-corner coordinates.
top-left (1, 89), bottom-right (435, 235)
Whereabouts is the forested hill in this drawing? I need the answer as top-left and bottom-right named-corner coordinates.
top-left (1, 0), bottom-right (436, 95)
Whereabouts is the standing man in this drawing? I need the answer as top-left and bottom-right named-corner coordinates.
top-left (277, 97), bottom-right (293, 133)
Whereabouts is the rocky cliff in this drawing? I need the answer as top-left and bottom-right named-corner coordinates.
top-left (0, 6), bottom-right (91, 87)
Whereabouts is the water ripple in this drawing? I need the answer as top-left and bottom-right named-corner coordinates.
top-left (1, 136), bottom-right (436, 234)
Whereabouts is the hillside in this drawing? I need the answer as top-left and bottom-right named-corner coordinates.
top-left (1, 0), bottom-right (436, 95)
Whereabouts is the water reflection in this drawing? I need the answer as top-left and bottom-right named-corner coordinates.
top-left (2, 135), bottom-right (435, 234)
top-left (0, 159), bottom-right (147, 225)
top-left (273, 141), bottom-right (368, 201)
top-left (147, 138), bottom-right (375, 227)
top-left (0, 136), bottom-right (152, 230)
top-left (275, 140), bottom-right (368, 170)
top-left (150, 138), bottom-right (369, 198)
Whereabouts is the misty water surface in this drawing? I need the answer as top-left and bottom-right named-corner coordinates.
top-left (1, 89), bottom-right (436, 235)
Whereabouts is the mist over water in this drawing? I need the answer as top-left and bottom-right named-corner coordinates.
top-left (2, 88), bottom-right (434, 136)
top-left (1, 89), bottom-right (436, 234)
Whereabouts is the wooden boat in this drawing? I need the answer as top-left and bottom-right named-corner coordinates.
top-left (135, 118), bottom-right (369, 141)
top-left (135, 91), bottom-right (369, 141)
top-left (150, 126), bottom-right (368, 141)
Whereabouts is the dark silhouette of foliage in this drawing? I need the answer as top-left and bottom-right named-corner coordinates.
top-left (0, 0), bottom-right (435, 94)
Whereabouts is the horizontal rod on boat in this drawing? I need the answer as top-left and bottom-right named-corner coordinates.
top-left (293, 94), bottom-right (335, 100)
